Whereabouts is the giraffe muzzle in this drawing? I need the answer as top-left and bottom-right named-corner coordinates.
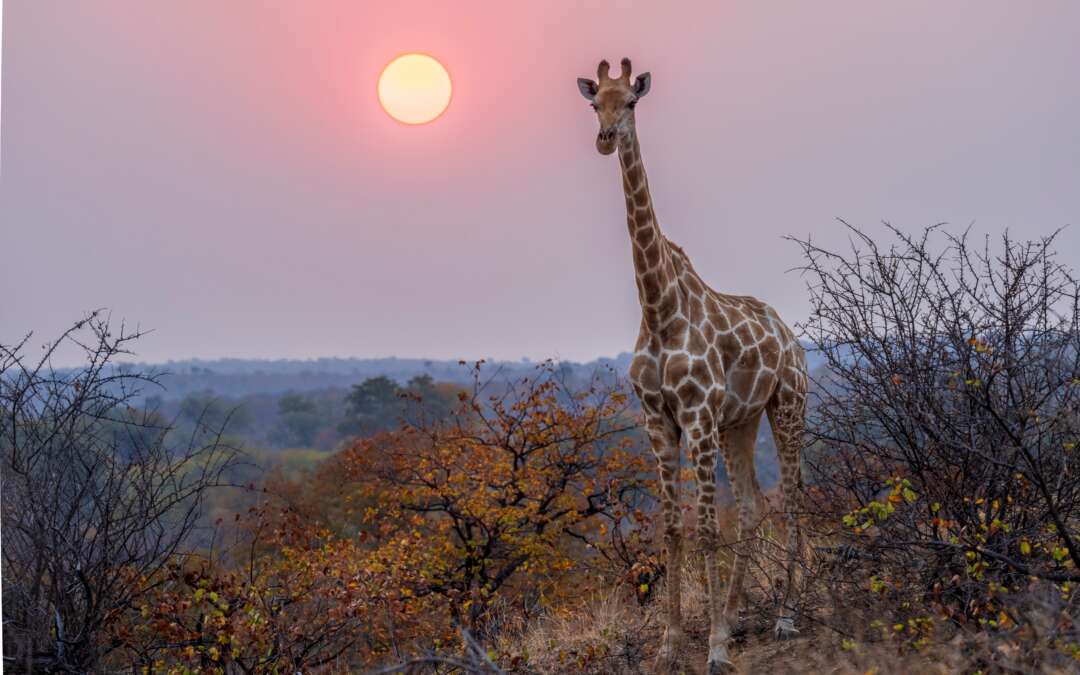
top-left (596, 128), bottom-right (618, 154)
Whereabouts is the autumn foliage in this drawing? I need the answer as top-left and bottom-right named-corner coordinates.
top-left (104, 363), bottom-right (655, 672)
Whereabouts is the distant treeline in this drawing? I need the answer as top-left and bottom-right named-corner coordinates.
top-left (117, 348), bottom-right (825, 401)
top-left (151, 374), bottom-right (465, 451)
top-left (124, 354), bottom-right (637, 399)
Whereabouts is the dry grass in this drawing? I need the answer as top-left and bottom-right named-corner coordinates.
top-left (494, 500), bottom-right (1080, 674)
top-left (494, 588), bottom-right (659, 674)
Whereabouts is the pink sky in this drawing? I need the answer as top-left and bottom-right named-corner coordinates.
top-left (3, 1), bottom-right (1079, 364)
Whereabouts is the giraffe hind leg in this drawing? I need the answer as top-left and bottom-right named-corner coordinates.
top-left (720, 413), bottom-right (765, 631)
top-left (766, 388), bottom-right (806, 640)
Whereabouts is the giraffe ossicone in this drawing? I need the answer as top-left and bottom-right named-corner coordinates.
top-left (577, 58), bottom-right (809, 673)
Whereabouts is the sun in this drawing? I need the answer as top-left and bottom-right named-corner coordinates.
top-left (377, 53), bottom-right (452, 125)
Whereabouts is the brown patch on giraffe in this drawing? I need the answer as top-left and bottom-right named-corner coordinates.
top-left (733, 321), bottom-right (754, 346)
top-left (677, 379), bottom-right (706, 407)
top-left (760, 335), bottom-right (781, 369)
top-left (687, 327), bottom-right (708, 355)
top-left (664, 352), bottom-right (690, 385)
top-left (704, 295), bottom-right (721, 315)
top-left (657, 287), bottom-right (679, 320)
top-left (634, 188), bottom-right (649, 208)
top-left (705, 347), bottom-right (723, 380)
top-left (739, 346), bottom-right (761, 370)
top-left (690, 357), bottom-right (710, 384)
top-left (688, 295), bottom-right (705, 325)
top-left (643, 241), bottom-right (660, 267)
top-left (637, 224), bottom-right (655, 246)
top-left (707, 385), bottom-right (725, 411)
top-left (643, 306), bottom-right (663, 329)
top-left (640, 271), bottom-right (660, 299)
top-left (711, 310), bottom-right (730, 332)
top-left (717, 331), bottom-right (741, 358)
top-left (657, 264), bottom-right (674, 286)
top-left (630, 356), bottom-right (660, 390)
top-left (661, 388), bottom-right (681, 415)
top-left (728, 368), bottom-right (755, 399)
top-left (747, 372), bottom-right (769, 404)
top-left (696, 408), bottom-right (715, 438)
top-left (642, 391), bottom-right (663, 411)
top-left (749, 319), bottom-right (765, 340)
top-left (661, 318), bottom-right (689, 347)
top-left (684, 274), bottom-right (703, 296)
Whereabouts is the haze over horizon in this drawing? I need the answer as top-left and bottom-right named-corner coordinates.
top-left (3, 1), bottom-right (1079, 367)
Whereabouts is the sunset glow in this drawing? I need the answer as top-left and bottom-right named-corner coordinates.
top-left (377, 54), bottom-right (452, 125)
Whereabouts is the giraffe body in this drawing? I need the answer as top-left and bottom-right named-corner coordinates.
top-left (578, 59), bottom-right (808, 672)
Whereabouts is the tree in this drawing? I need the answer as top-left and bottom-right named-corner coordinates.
top-left (1, 313), bottom-right (238, 672)
top-left (338, 375), bottom-right (400, 436)
top-left (178, 391), bottom-right (253, 436)
top-left (269, 392), bottom-right (324, 447)
top-left (337, 362), bottom-right (653, 635)
top-left (792, 224), bottom-right (1080, 637)
top-left (337, 374), bottom-right (462, 438)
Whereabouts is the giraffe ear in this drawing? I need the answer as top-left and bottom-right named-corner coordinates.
top-left (577, 78), bottom-right (598, 101)
top-left (633, 72), bottom-right (651, 98)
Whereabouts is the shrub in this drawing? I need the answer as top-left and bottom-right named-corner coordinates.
top-left (792, 224), bottom-right (1080, 668)
top-left (1, 314), bottom-right (238, 672)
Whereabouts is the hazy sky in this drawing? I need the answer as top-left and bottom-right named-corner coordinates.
top-left (3, 1), bottom-right (1079, 365)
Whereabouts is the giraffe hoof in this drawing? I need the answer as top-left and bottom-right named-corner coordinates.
top-left (707, 652), bottom-right (735, 673)
top-left (654, 648), bottom-right (678, 672)
top-left (708, 659), bottom-right (736, 675)
top-left (706, 638), bottom-right (734, 673)
top-left (774, 617), bottom-right (800, 640)
top-left (654, 629), bottom-right (682, 671)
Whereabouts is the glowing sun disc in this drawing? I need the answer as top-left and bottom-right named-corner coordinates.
top-left (378, 53), bottom-right (452, 125)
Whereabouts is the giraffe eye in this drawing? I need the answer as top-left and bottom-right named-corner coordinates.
top-left (628, 99), bottom-right (638, 110)
top-left (590, 103), bottom-right (599, 111)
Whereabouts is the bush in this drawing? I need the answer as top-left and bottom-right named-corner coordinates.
top-left (1, 314), bottom-right (238, 672)
top-left (792, 224), bottom-right (1080, 669)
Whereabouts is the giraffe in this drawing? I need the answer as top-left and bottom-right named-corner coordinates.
top-left (576, 58), bottom-right (808, 672)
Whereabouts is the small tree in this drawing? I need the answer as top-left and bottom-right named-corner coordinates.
top-left (793, 224), bottom-right (1080, 640)
top-left (338, 362), bottom-right (654, 639)
top-left (1, 313), bottom-right (238, 672)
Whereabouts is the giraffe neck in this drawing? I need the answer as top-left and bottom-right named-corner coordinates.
top-left (618, 131), bottom-right (680, 333)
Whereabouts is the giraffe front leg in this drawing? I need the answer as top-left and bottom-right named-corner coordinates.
top-left (655, 471), bottom-right (684, 669)
top-left (646, 422), bottom-right (684, 671)
top-left (692, 440), bottom-right (734, 673)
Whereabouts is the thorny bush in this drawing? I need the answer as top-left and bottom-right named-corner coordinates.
top-left (793, 224), bottom-right (1080, 670)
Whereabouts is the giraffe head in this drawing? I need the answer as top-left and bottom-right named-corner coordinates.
top-left (577, 58), bottom-right (651, 155)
